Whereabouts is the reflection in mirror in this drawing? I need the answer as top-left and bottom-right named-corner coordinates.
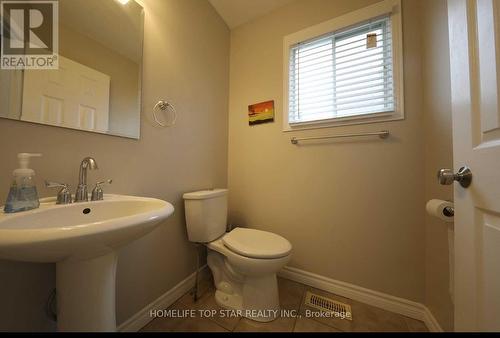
top-left (0, 0), bottom-right (144, 139)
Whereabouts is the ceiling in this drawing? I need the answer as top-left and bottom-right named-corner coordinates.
top-left (209, 0), bottom-right (296, 29)
top-left (59, 0), bottom-right (143, 62)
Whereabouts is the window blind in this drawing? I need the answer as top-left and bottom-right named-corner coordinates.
top-left (288, 16), bottom-right (394, 124)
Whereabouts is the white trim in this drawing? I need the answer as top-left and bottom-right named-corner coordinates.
top-left (118, 264), bottom-right (444, 332)
top-left (117, 265), bottom-right (209, 332)
top-left (278, 266), bottom-right (444, 332)
top-left (421, 305), bottom-right (445, 332)
top-left (282, 0), bottom-right (404, 132)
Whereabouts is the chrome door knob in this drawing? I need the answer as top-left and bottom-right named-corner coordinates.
top-left (437, 166), bottom-right (472, 188)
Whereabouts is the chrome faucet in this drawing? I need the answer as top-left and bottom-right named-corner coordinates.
top-left (74, 157), bottom-right (98, 202)
top-left (91, 179), bottom-right (113, 201)
top-left (45, 181), bottom-right (72, 205)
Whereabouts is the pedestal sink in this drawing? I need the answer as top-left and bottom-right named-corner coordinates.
top-left (0, 195), bottom-right (174, 332)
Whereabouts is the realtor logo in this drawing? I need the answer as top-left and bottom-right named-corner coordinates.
top-left (1, 0), bottom-right (58, 69)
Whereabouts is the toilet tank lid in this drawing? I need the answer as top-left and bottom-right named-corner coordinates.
top-left (183, 189), bottom-right (228, 200)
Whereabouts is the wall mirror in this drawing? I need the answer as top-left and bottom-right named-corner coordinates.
top-left (0, 0), bottom-right (144, 139)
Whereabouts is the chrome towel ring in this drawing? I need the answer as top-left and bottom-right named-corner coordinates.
top-left (153, 100), bottom-right (177, 127)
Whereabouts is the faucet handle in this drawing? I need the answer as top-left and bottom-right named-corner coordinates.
top-left (91, 179), bottom-right (113, 201)
top-left (45, 180), bottom-right (72, 205)
top-left (45, 180), bottom-right (68, 188)
top-left (96, 179), bottom-right (113, 186)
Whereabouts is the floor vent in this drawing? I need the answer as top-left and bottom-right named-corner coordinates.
top-left (304, 291), bottom-right (353, 321)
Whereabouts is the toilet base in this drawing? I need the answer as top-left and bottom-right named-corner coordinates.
top-left (208, 249), bottom-right (281, 323)
top-left (214, 288), bottom-right (279, 322)
top-left (214, 289), bottom-right (243, 314)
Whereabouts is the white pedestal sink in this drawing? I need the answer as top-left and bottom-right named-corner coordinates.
top-left (0, 195), bottom-right (174, 332)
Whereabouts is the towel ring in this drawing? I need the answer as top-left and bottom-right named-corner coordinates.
top-left (153, 100), bottom-right (177, 127)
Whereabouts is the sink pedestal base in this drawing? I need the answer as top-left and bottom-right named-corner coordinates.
top-left (56, 252), bottom-right (118, 332)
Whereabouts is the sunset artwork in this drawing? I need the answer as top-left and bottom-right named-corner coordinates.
top-left (248, 100), bottom-right (275, 126)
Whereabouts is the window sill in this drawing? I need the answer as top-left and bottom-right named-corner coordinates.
top-left (283, 111), bottom-right (403, 132)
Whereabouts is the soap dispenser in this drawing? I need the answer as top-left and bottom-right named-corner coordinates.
top-left (4, 153), bottom-right (42, 213)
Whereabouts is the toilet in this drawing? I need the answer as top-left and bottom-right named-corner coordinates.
top-left (183, 189), bottom-right (292, 322)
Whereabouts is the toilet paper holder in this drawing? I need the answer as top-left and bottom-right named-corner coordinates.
top-left (426, 199), bottom-right (454, 222)
top-left (443, 206), bottom-right (454, 217)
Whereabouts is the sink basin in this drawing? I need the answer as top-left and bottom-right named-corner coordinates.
top-left (0, 195), bottom-right (174, 262)
top-left (0, 194), bottom-right (174, 332)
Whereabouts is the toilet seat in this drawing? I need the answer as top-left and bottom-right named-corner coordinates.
top-left (222, 228), bottom-right (292, 259)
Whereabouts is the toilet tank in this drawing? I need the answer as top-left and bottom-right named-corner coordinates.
top-left (183, 189), bottom-right (228, 243)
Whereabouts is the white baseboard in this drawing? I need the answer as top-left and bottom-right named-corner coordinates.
top-left (279, 266), bottom-right (443, 332)
top-left (421, 305), bottom-right (443, 332)
top-left (118, 265), bottom-right (209, 332)
top-left (118, 264), bottom-right (443, 332)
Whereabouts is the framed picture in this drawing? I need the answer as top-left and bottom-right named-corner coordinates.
top-left (248, 100), bottom-right (274, 126)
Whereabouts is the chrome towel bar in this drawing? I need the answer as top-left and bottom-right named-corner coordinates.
top-left (290, 130), bottom-right (389, 145)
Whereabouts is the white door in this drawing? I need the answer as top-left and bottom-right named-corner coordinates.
top-left (21, 55), bottom-right (110, 132)
top-left (448, 0), bottom-right (500, 331)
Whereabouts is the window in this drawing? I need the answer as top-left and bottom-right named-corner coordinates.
top-left (283, 0), bottom-right (403, 130)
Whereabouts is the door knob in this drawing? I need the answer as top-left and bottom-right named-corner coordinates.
top-left (437, 166), bottom-right (472, 188)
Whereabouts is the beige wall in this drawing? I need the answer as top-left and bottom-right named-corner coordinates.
top-left (0, 70), bottom-right (23, 119)
top-left (0, 0), bottom-right (229, 331)
top-left (0, 72), bottom-right (10, 116)
top-left (228, 0), bottom-right (426, 303)
top-left (421, 0), bottom-right (454, 331)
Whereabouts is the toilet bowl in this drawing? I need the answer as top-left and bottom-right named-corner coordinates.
top-left (183, 189), bottom-right (292, 322)
top-left (207, 228), bottom-right (291, 322)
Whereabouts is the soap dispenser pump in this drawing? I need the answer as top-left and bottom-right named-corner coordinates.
top-left (4, 153), bottom-right (42, 213)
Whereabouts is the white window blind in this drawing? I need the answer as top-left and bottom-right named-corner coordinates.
top-left (288, 15), bottom-right (394, 124)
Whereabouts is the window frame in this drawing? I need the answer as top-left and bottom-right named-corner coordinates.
top-left (282, 0), bottom-right (404, 132)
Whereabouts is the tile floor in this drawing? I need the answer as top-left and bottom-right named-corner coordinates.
top-left (141, 276), bottom-right (429, 333)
